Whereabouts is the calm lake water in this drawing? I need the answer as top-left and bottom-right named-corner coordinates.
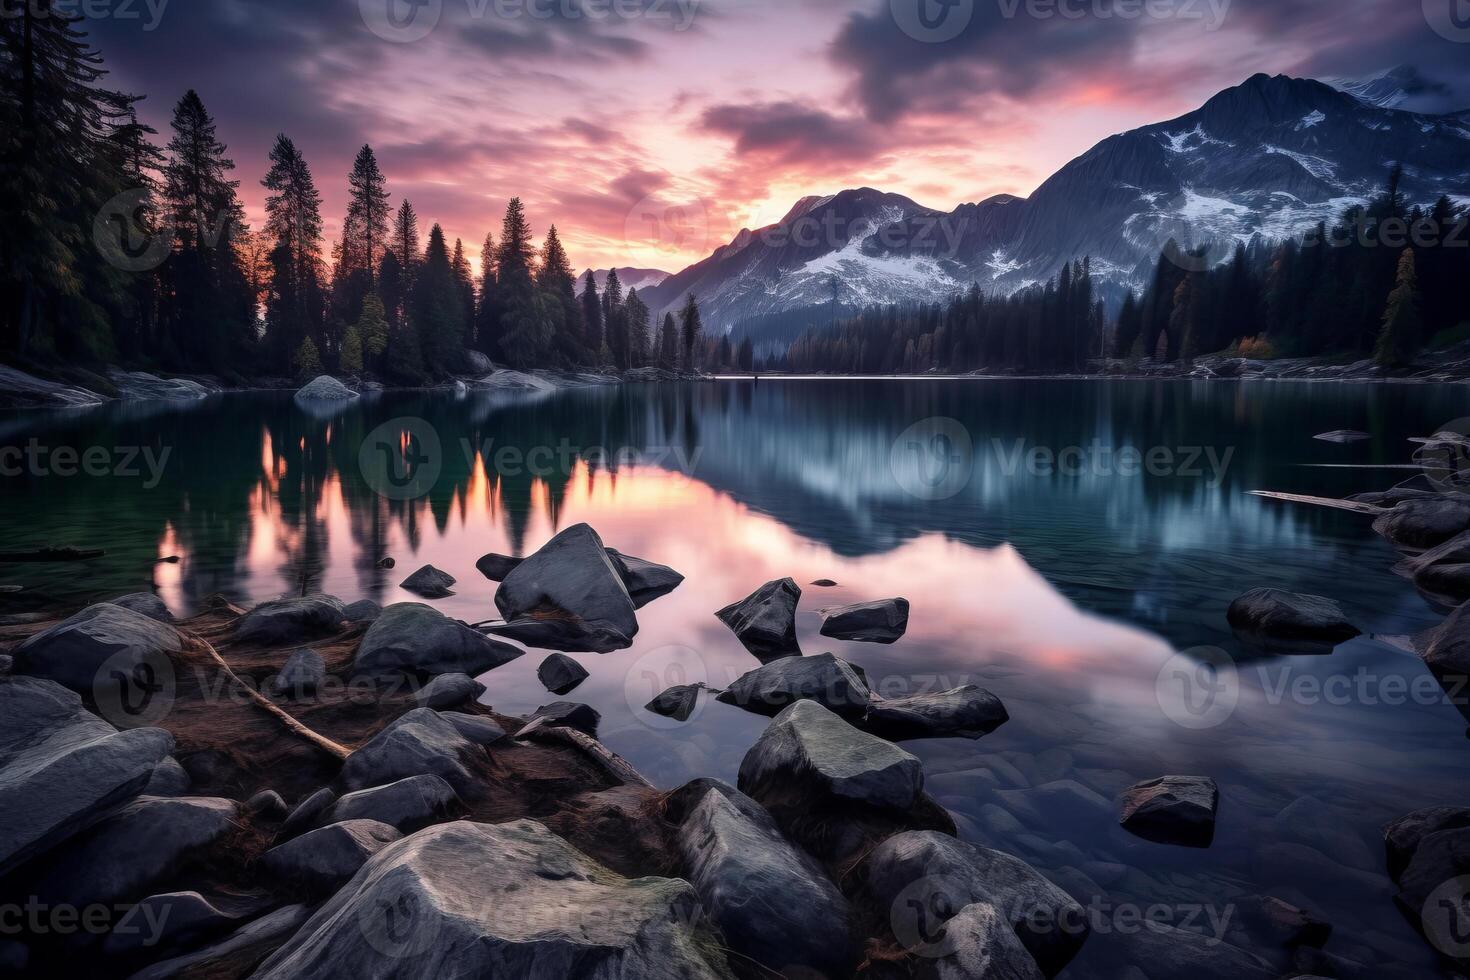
top-left (3, 378), bottom-right (1468, 976)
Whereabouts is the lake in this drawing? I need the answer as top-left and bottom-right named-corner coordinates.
top-left (2, 378), bottom-right (1467, 976)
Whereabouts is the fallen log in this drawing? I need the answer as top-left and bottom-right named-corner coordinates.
top-left (1248, 491), bottom-right (1387, 515)
top-left (514, 716), bottom-right (652, 788)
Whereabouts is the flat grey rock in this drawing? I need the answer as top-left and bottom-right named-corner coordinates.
top-left (235, 595), bottom-right (346, 645)
top-left (738, 700), bottom-right (922, 812)
top-left (33, 795), bottom-right (237, 907)
top-left (13, 603), bottom-right (183, 692)
top-left (716, 578), bottom-right (802, 660)
top-left (0, 677), bottom-right (174, 877)
top-left (536, 653), bottom-right (589, 694)
top-left (717, 652), bottom-right (872, 717)
top-left (1226, 589), bottom-right (1360, 643)
top-left (495, 524), bottom-right (640, 652)
top-left (326, 774), bottom-right (461, 830)
top-left (267, 648), bottom-right (326, 698)
top-left (341, 709), bottom-right (478, 793)
top-left (414, 672), bottom-right (485, 709)
top-left (1119, 775), bottom-right (1219, 848)
top-left (674, 782), bottom-right (852, 975)
top-left (819, 597), bottom-right (910, 643)
top-left (262, 819), bottom-right (402, 893)
top-left (864, 685), bottom-right (1010, 740)
top-left (867, 830), bottom-right (1087, 977)
top-left (250, 820), bottom-right (735, 980)
top-left (108, 593), bottom-right (174, 623)
top-left (400, 564), bottom-right (456, 599)
top-left (354, 603), bottom-right (521, 677)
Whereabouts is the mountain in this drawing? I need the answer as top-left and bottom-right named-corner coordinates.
top-left (581, 267), bottom-right (670, 294)
top-left (645, 73), bottom-right (1470, 333)
top-left (1327, 65), bottom-right (1461, 113)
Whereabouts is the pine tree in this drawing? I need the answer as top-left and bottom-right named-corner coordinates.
top-left (737, 337), bottom-right (755, 371)
top-left (603, 268), bottom-right (626, 368)
top-left (392, 199), bottom-right (420, 292)
top-left (414, 224), bottom-right (464, 376)
top-left (475, 232), bottom-right (501, 360)
top-left (293, 335), bottom-right (322, 379)
top-left (343, 144), bottom-right (390, 282)
top-left (357, 292), bottom-right (389, 366)
top-left (658, 313), bottom-right (678, 370)
top-left (451, 237), bottom-right (475, 346)
top-left (537, 225), bottom-right (583, 365)
top-left (679, 294), bottom-right (702, 371)
top-left (494, 198), bottom-right (540, 364)
top-left (339, 323), bottom-right (363, 374)
top-left (261, 134), bottom-right (326, 373)
top-left (580, 272), bottom-right (603, 355)
top-left (1375, 249), bottom-right (1422, 368)
top-left (625, 288), bottom-right (650, 368)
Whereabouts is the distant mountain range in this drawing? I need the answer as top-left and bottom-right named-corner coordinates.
top-left (581, 268), bottom-right (670, 294)
top-left (640, 70), bottom-right (1470, 334)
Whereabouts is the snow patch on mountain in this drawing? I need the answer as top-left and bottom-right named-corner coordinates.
top-left (1263, 144), bottom-right (1340, 184)
top-left (1296, 110), bottom-right (1326, 130)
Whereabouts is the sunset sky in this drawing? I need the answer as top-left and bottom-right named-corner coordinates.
top-left (85, 0), bottom-right (1470, 274)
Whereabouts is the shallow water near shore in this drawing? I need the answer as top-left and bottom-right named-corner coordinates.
top-left (3, 378), bottom-right (1468, 975)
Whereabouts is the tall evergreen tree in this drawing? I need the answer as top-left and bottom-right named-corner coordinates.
top-left (261, 133), bottom-right (326, 372)
top-left (537, 224), bottom-right (583, 364)
top-left (580, 272), bottom-right (603, 355)
top-left (475, 232), bottom-right (501, 360)
top-left (343, 144), bottom-right (390, 282)
top-left (679, 293), bottom-right (702, 371)
top-left (1375, 249), bottom-right (1422, 368)
top-left (658, 312), bottom-right (678, 370)
top-left (495, 198), bottom-right (544, 366)
top-left (413, 224), bottom-right (464, 376)
top-left (625, 288), bottom-right (650, 369)
top-left (603, 268), bottom-right (626, 367)
top-left (451, 237), bottom-right (475, 347)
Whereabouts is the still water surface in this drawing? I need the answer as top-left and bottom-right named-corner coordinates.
top-left (2, 379), bottom-right (1467, 976)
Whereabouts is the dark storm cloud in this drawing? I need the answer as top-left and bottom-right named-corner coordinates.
top-left (699, 101), bottom-right (886, 164)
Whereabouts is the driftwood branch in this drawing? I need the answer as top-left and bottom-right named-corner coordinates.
top-left (514, 717), bottom-right (652, 788)
top-left (1247, 491), bottom-right (1387, 515)
top-left (191, 635), bottom-right (351, 762)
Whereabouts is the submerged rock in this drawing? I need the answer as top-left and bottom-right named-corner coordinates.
top-left (864, 686), bottom-right (1010, 741)
top-left (250, 820), bottom-right (736, 979)
top-left (1374, 498), bottom-right (1470, 550)
top-left (354, 603), bottom-right (521, 677)
top-left (494, 524), bottom-right (640, 653)
top-left (866, 830), bottom-right (1088, 977)
top-left (262, 819), bottom-right (402, 894)
top-left (819, 597), bottom-right (910, 643)
top-left (673, 781), bottom-right (852, 976)
top-left (13, 603), bottom-right (184, 692)
top-left (327, 774), bottom-right (461, 830)
top-left (716, 578), bottom-right (803, 660)
top-left (1118, 775), bottom-right (1219, 848)
top-left (1226, 589), bottom-right (1361, 643)
top-left (0, 677), bottom-right (174, 877)
top-left (235, 595), bottom-right (346, 645)
top-left (341, 708), bottom-right (478, 794)
top-left (399, 564), bottom-right (456, 599)
top-left (293, 375), bottom-right (358, 401)
top-left (646, 684), bottom-right (704, 721)
top-left (536, 653), bottom-right (589, 694)
top-left (717, 652), bottom-right (872, 717)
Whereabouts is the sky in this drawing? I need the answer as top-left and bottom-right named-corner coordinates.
top-left (82, 0), bottom-right (1470, 275)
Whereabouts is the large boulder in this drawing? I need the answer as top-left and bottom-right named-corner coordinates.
top-left (32, 795), bottom-right (236, 907)
top-left (354, 603), bottom-right (521, 677)
top-left (867, 830), bottom-right (1088, 978)
top-left (126, 904), bottom-right (311, 980)
top-left (250, 820), bottom-right (736, 979)
top-left (1118, 776), bottom-right (1219, 848)
top-left (235, 595), bottom-right (347, 645)
top-left (1374, 498), bottom-right (1470, 550)
top-left (1415, 601), bottom-right (1470, 677)
top-left (819, 597), bottom-right (910, 644)
top-left (341, 709), bottom-right (479, 794)
top-left (0, 677), bottom-right (174, 877)
top-left (326, 774), bottom-right (462, 830)
top-left (262, 819), bottom-right (403, 893)
top-left (400, 565), bottom-right (456, 599)
top-left (738, 700), bottom-right (922, 812)
top-left (606, 549), bottom-right (685, 608)
top-left (864, 686), bottom-right (1010, 740)
top-left (12, 603), bottom-right (183, 692)
top-left (717, 652), bottom-right (872, 717)
top-left (293, 375), bottom-right (358, 401)
top-left (673, 781), bottom-right (852, 976)
top-left (537, 653), bottom-right (589, 694)
top-left (924, 902), bottom-right (1046, 980)
top-left (1226, 589), bottom-right (1360, 644)
top-left (716, 578), bottom-right (803, 660)
top-left (1385, 806), bottom-right (1470, 880)
top-left (108, 593), bottom-right (174, 623)
top-left (494, 524), bottom-right (640, 653)
top-left (1393, 826), bottom-right (1470, 926)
